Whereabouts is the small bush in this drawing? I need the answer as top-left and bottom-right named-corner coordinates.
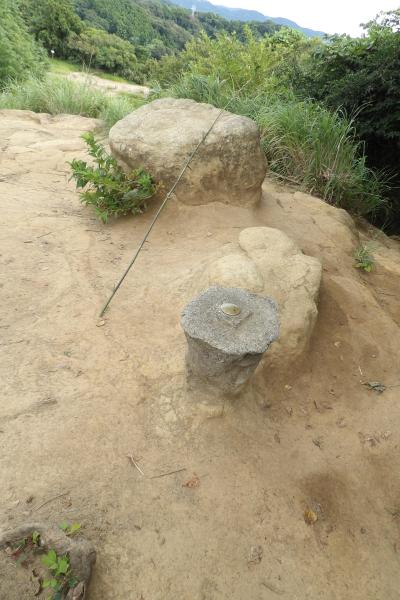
top-left (0, 75), bottom-right (145, 128)
top-left (67, 28), bottom-right (139, 81)
top-left (70, 132), bottom-right (155, 222)
top-left (354, 244), bottom-right (375, 272)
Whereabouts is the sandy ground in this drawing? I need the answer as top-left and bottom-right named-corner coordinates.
top-left (1, 109), bottom-right (400, 600)
top-left (66, 72), bottom-right (150, 97)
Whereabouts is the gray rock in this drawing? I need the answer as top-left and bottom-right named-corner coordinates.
top-left (181, 286), bottom-right (279, 394)
top-left (109, 98), bottom-right (267, 208)
top-left (199, 227), bottom-right (322, 369)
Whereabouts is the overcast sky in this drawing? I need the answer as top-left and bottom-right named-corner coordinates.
top-left (209, 0), bottom-right (397, 36)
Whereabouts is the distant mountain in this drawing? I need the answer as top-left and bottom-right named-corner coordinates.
top-left (169, 0), bottom-right (325, 37)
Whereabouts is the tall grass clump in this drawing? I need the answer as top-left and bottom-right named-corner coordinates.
top-left (256, 101), bottom-right (387, 215)
top-left (165, 74), bottom-right (387, 217)
top-left (0, 75), bottom-right (145, 129)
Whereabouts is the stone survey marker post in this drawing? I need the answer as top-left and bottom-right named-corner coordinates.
top-left (181, 286), bottom-right (279, 395)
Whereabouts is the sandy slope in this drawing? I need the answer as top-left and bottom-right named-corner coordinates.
top-left (1, 109), bottom-right (400, 600)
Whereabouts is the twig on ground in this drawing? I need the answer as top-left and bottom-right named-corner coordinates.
top-left (33, 491), bottom-right (70, 512)
top-left (37, 231), bottom-right (53, 239)
top-left (261, 581), bottom-right (285, 595)
top-left (127, 454), bottom-right (145, 476)
top-left (150, 468), bottom-right (186, 479)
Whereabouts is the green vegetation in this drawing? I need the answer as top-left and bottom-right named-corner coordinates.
top-left (256, 102), bottom-right (386, 215)
top-left (13, 0), bottom-right (280, 83)
top-left (0, 0), bottom-right (47, 88)
top-left (0, 75), bottom-right (144, 128)
top-left (67, 27), bottom-right (139, 79)
top-left (50, 57), bottom-right (132, 83)
top-left (8, 529), bottom-right (81, 600)
top-left (297, 11), bottom-right (400, 230)
top-left (156, 14), bottom-right (398, 227)
top-left (354, 244), bottom-right (375, 272)
top-left (59, 521), bottom-right (82, 536)
top-left (50, 57), bottom-right (78, 73)
top-left (69, 132), bottom-right (156, 222)
top-left (42, 549), bottom-right (77, 598)
top-left (19, 0), bottom-right (83, 55)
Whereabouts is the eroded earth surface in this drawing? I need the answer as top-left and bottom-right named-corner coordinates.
top-left (1, 109), bottom-right (400, 599)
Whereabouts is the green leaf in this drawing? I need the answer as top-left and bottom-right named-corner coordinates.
top-left (59, 521), bottom-right (69, 531)
top-left (57, 556), bottom-right (70, 575)
top-left (69, 135), bottom-right (155, 223)
top-left (42, 549), bottom-right (57, 569)
top-left (67, 523), bottom-right (81, 536)
top-left (32, 531), bottom-right (40, 545)
top-left (43, 578), bottom-right (58, 589)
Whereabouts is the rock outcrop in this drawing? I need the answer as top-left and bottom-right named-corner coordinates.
top-left (109, 98), bottom-right (267, 207)
top-left (202, 227), bottom-right (322, 368)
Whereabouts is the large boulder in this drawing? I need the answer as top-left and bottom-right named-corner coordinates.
top-left (201, 227), bottom-right (322, 368)
top-left (109, 98), bottom-right (267, 208)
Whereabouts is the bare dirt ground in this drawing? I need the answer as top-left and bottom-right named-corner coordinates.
top-left (1, 109), bottom-right (400, 600)
top-left (66, 72), bottom-right (150, 97)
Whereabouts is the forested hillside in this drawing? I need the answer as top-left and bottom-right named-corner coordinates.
top-left (11, 0), bottom-right (279, 79)
top-left (169, 0), bottom-right (324, 37)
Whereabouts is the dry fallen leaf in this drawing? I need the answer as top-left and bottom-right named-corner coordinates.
top-left (183, 474), bottom-right (200, 488)
top-left (304, 509), bottom-right (318, 525)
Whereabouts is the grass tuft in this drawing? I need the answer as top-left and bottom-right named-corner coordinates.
top-left (0, 74), bottom-right (145, 129)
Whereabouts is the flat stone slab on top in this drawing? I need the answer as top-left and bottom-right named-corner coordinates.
top-left (182, 286), bottom-right (279, 354)
top-left (181, 286), bottom-right (279, 394)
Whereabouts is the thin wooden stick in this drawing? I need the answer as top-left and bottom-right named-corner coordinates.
top-left (33, 491), bottom-right (70, 512)
top-left (150, 467), bottom-right (186, 479)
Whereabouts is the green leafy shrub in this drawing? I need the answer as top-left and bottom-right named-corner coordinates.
top-left (70, 133), bottom-right (155, 222)
top-left (67, 28), bottom-right (139, 80)
top-left (354, 244), bottom-right (375, 272)
top-left (19, 0), bottom-right (83, 56)
top-left (165, 28), bottom-right (317, 93)
top-left (42, 549), bottom-right (78, 598)
top-left (297, 11), bottom-right (400, 230)
top-left (299, 11), bottom-right (400, 173)
top-left (0, 0), bottom-right (47, 88)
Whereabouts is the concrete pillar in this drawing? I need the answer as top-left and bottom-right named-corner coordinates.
top-left (181, 286), bottom-right (279, 395)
